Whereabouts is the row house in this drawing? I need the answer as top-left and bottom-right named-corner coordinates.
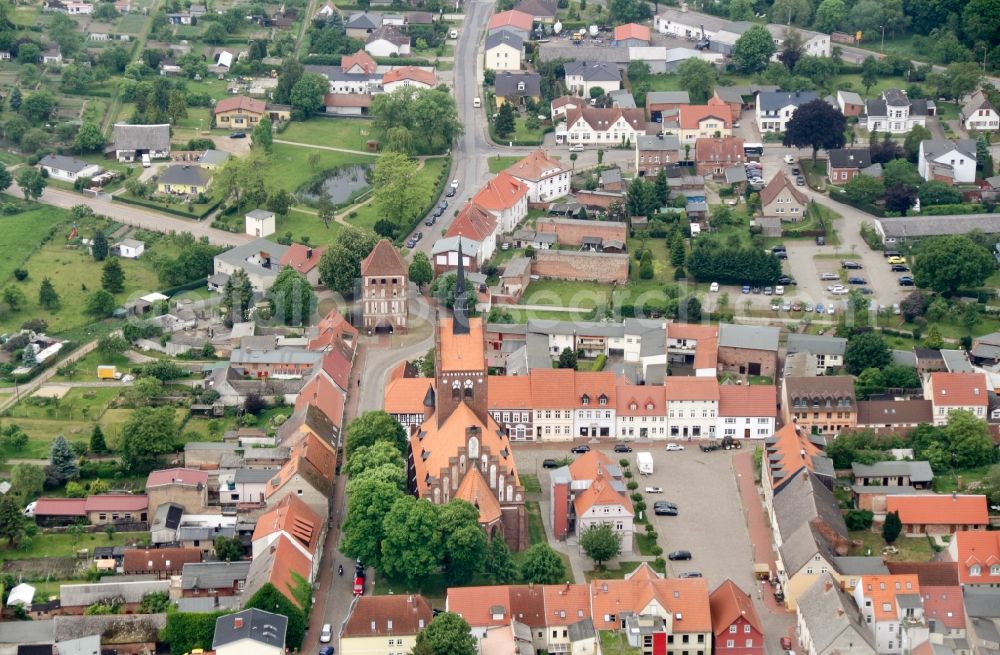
top-left (924, 371), bottom-right (989, 425)
top-left (710, 579), bottom-right (765, 655)
top-left (665, 377), bottom-right (719, 439)
top-left (796, 574), bottom-right (878, 655)
top-left (756, 91), bottom-right (819, 133)
top-left (635, 133), bottom-right (680, 177)
top-left (646, 91), bottom-right (691, 122)
top-left (781, 375), bottom-right (857, 436)
top-left (251, 494), bottom-right (326, 582)
top-left (616, 382), bottom-right (669, 440)
top-left (472, 172), bottom-right (528, 234)
top-left (853, 575), bottom-right (928, 655)
top-left (560, 107), bottom-right (646, 146)
top-left (946, 531), bottom-right (1000, 586)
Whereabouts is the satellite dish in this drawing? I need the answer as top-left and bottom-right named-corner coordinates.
top-left (553, 21), bottom-right (562, 34)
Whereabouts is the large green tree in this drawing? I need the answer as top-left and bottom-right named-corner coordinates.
top-left (222, 269), bottom-right (254, 325)
top-left (439, 501), bottom-right (487, 584)
top-left (268, 267), bottom-right (316, 325)
top-left (409, 251), bottom-right (433, 288)
top-left (485, 536), bottom-right (517, 584)
top-left (252, 115), bottom-right (273, 152)
top-left (0, 495), bottom-right (26, 546)
top-left (101, 257), bottom-right (125, 293)
top-left (344, 441), bottom-right (404, 479)
top-left (243, 582), bottom-right (307, 649)
top-left (373, 152), bottom-right (422, 228)
top-left (782, 99), bottom-right (847, 164)
top-left (912, 235), bottom-right (995, 295)
top-left (579, 523), bottom-right (622, 567)
top-left (38, 277), bottom-right (59, 309)
top-left (844, 331), bottom-right (891, 375)
top-left (676, 59), bottom-right (716, 103)
top-left (318, 227), bottom-right (378, 294)
top-left (11, 463), bottom-right (44, 501)
top-left (843, 174), bottom-right (884, 204)
top-left (380, 496), bottom-right (442, 585)
top-left (91, 230), bottom-right (109, 261)
top-left (520, 543), bottom-right (567, 584)
top-left (86, 289), bottom-right (117, 317)
top-left (50, 435), bottom-right (78, 482)
top-left (495, 102), bottom-right (515, 139)
top-left (341, 476), bottom-right (405, 569)
top-left (813, 0), bottom-right (847, 32)
top-left (74, 122), bottom-right (105, 153)
top-left (118, 407), bottom-right (177, 474)
top-left (345, 410), bottom-right (408, 455)
top-left (732, 25), bottom-right (775, 74)
top-left (943, 410), bottom-right (997, 469)
top-left (413, 612), bottom-right (477, 655)
top-left (17, 167), bottom-right (46, 200)
top-left (371, 87), bottom-right (463, 154)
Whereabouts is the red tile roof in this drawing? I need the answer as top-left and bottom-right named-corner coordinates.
top-left (361, 238), bottom-right (407, 277)
top-left (616, 379), bottom-right (666, 416)
top-left (122, 547), bottom-right (202, 574)
top-left (383, 66), bottom-right (437, 87)
top-left (921, 585), bottom-right (966, 630)
top-left (677, 105), bottom-right (731, 130)
top-left (264, 534), bottom-right (313, 608)
top-left (343, 595), bottom-right (433, 637)
top-left (455, 467), bottom-right (502, 524)
top-left (447, 203), bottom-right (498, 242)
top-left (542, 583), bottom-right (592, 625)
top-left (528, 369), bottom-right (577, 408)
top-left (613, 23), bottom-right (651, 42)
top-left (568, 449), bottom-right (613, 481)
top-left (295, 371), bottom-right (346, 428)
top-left (504, 149), bottom-right (565, 182)
top-left (33, 497), bottom-right (87, 517)
top-left (575, 371), bottom-right (617, 408)
top-left (146, 468), bottom-right (209, 488)
top-left (928, 372), bottom-right (989, 407)
top-left (214, 95), bottom-right (266, 115)
top-left (488, 375), bottom-right (533, 409)
top-left (694, 136), bottom-right (744, 165)
top-left (487, 9), bottom-right (533, 31)
top-left (308, 308), bottom-right (358, 351)
top-left (764, 422), bottom-right (824, 489)
top-left (384, 377), bottom-right (435, 414)
top-left (718, 385), bottom-right (776, 417)
top-left (321, 344), bottom-right (353, 392)
top-left (664, 377), bottom-right (720, 401)
top-left (886, 494), bottom-right (988, 527)
top-left (709, 579), bottom-right (762, 637)
top-left (857, 575), bottom-right (920, 621)
top-left (84, 494), bottom-right (148, 513)
top-left (447, 584), bottom-right (546, 628)
top-left (252, 494), bottom-right (324, 555)
top-left (573, 471), bottom-right (632, 516)
top-left (952, 531), bottom-right (1000, 585)
top-left (342, 49), bottom-right (377, 74)
top-left (280, 243), bottom-right (327, 274)
top-left (473, 172), bottom-right (528, 211)
top-left (591, 576), bottom-right (711, 633)
top-left (760, 171), bottom-right (808, 207)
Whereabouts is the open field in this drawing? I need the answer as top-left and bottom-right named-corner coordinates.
top-left (0, 201), bottom-right (74, 286)
top-left (268, 208), bottom-right (345, 247)
top-left (521, 279), bottom-right (612, 310)
top-left (279, 119), bottom-right (377, 153)
top-left (0, 418), bottom-right (93, 458)
top-left (849, 531), bottom-right (936, 561)
top-left (487, 156), bottom-right (521, 174)
top-left (269, 143), bottom-right (370, 194)
top-left (8, 387), bottom-right (121, 422)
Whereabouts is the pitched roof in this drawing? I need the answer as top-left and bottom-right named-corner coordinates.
top-left (308, 308), bottom-right (358, 351)
top-left (366, 25), bottom-right (409, 45)
top-left (961, 89), bottom-right (995, 120)
top-left (251, 494), bottom-right (324, 554)
top-left (83, 494), bottom-right (148, 513)
top-left (613, 23), bottom-right (651, 42)
top-left (885, 561), bottom-right (960, 587)
top-left (851, 460), bottom-right (933, 483)
top-left (361, 238), bottom-right (407, 277)
top-left (677, 104), bottom-right (730, 130)
top-left (760, 171), bottom-right (807, 206)
top-left (783, 376), bottom-right (856, 407)
top-left (886, 494), bottom-right (988, 526)
top-left (529, 369), bottom-right (577, 408)
top-left (590, 576), bottom-right (711, 632)
top-left (828, 147), bottom-right (872, 170)
top-left (487, 9), bottom-right (533, 31)
top-left (718, 385), bottom-right (776, 418)
top-left (447, 203), bottom-right (498, 242)
top-left (953, 531), bottom-right (1000, 585)
top-left (514, 0), bottom-right (556, 17)
top-left (320, 339), bottom-right (355, 392)
top-left (447, 585), bottom-right (546, 628)
top-left (857, 574), bottom-right (921, 621)
top-left (856, 399), bottom-right (933, 427)
top-left (764, 422), bottom-right (830, 490)
top-left (486, 29), bottom-right (523, 51)
top-left (279, 243), bottom-right (327, 274)
top-left (928, 372), bottom-right (989, 406)
top-left (495, 71), bottom-right (541, 98)
top-left (757, 90), bottom-right (819, 112)
top-left (342, 595), bottom-right (433, 638)
top-left (385, 376), bottom-right (435, 414)
top-left (342, 49), bottom-right (377, 74)
top-left (278, 404), bottom-right (338, 447)
top-left (564, 61), bottom-right (620, 82)
top-left (488, 375), bottom-right (533, 409)
top-left (266, 431), bottom-right (337, 499)
top-left (694, 136), bottom-right (744, 164)
top-left (243, 532), bottom-right (313, 608)
top-left (664, 376), bottom-right (720, 401)
top-left (158, 165), bottom-right (209, 187)
top-left (473, 172), bottom-right (528, 211)
top-left (214, 95), bottom-right (266, 115)
top-left (33, 498), bottom-right (87, 517)
top-left (324, 93), bottom-right (374, 108)
top-left (39, 154), bottom-right (95, 174)
top-left (454, 466), bottom-right (503, 524)
top-left (709, 579), bottom-right (762, 637)
top-left (504, 149), bottom-right (565, 182)
top-left (565, 107), bottom-right (645, 133)
top-left (615, 380), bottom-right (666, 416)
top-left (122, 547), bottom-right (202, 574)
top-left (112, 123), bottom-right (170, 152)
top-left (573, 471), bottom-right (632, 516)
top-left (181, 560), bottom-right (252, 591)
top-left (647, 91), bottom-right (691, 105)
top-left (383, 66), bottom-right (437, 86)
top-left (146, 468), bottom-right (208, 488)
top-left (797, 574), bottom-right (876, 653)
top-left (213, 608), bottom-right (287, 649)
top-left (294, 371), bottom-right (345, 429)
top-left (542, 583), bottom-right (593, 625)
top-left (574, 371), bottom-right (617, 408)
top-left (568, 449), bottom-right (613, 482)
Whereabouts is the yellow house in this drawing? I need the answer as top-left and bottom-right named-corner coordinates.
top-left (157, 164), bottom-right (210, 195)
top-left (341, 595), bottom-right (432, 655)
top-left (214, 95), bottom-right (267, 128)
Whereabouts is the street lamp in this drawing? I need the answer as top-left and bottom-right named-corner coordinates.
top-left (879, 25), bottom-right (885, 53)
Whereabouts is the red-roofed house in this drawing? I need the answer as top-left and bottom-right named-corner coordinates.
top-left (665, 377), bottom-right (720, 439)
top-left (694, 136), bottom-right (745, 177)
top-left (447, 204), bottom-right (499, 261)
top-left (84, 494), bottom-right (149, 526)
top-left (308, 308), bottom-right (358, 352)
top-left (710, 579), bottom-right (764, 655)
top-left (279, 243), bottom-right (327, 286)
top-left (590, 569), bottom-right (713, 643)
top-left (885, 562), bottom-right (966, 636)
top-left (382, 66), bottom-right (437, 92)
top-left (146, 468), bottom-right (209, 515)
top-left (252, 495), bottom-right (325, 581)
top-left (244, 532), bottom-right (313, 609)
top-left (295, 371), bottom-right (346, 433)
top-left (673, 101), bottom-right (732, 143)
top-left (613, 23), bottom-right (651, 46)
top-left (123, 547), bottom-right (202, 578)
top-left (924, 372), bottom-right (989, 425)
top-left (760, 171), bottom-right (808, 221)
top-left (472, 172), bottom-right (528, 234)
top-left (487, 10), bottom-right (533, 39)
top-left (616, 379), bottom-right (667, 440)
top-left (342, 49), bottom-right (377, 74)
top-left (948, 531), bottom-right (1000, 586)
top-left (32, 497), bottom-right (87, 526)
top-left (852, 574), bottom-right (928, 653)
top-left (504, 149), bottom-right (570, 203)
top-left (264, 431), bottom-right (337, 518)
top-left (886, 494), bottom-right (988, 536)
top-left (549, 448), bottom-right (634, 550)
top-left (718, 385), bottom-right (777, 440)
top-left (214, 96), bottom-right (267, 129)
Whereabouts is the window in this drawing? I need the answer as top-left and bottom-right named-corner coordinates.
top-left (726, 641), bottom-right (734, 648)
top-left (744, 625), bottom-right (751, 633)
top-left (729, 626), bottom-right (737, 634)
top-left (970, 564), bottom-right (982, 576)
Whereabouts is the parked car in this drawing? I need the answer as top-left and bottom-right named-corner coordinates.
top-left (816, 236), bottom-right (825, 245)
top-left (791, 167), bottom-right (800, 175)
top-left (424, 218), bottom-right (435, 226)
top-left (898, 275), bottom-right (915, 286)
top-left (771, 245), bottom-right (786, 254)
top-left (542, 458), bottom-right (559, 468)
top-left (438, 200), bottom-right (448, 211)
top-left (815, 303), bottom-right (825, 313)
top-left (569, 144), bottom-right (584, 152)
top-left (774, 250), bottom-right (788, 259)
top-left (571, 444), bottom-right (591, 454)
top-left (710, 282), bottom-right (719, 292)
top-left (792, 302), bottom-right (802, 311)
top-left (230, 132), bottom-right (246, 138)
top-left (667, 550), bottom-right (692, 560)
top-left (613, 443), bottom-right (632, 453)
top-left (783, 155), bottom-right (796, 164)
top-left (445, 186), bottom-right (456, 197)
top-left (764, 286), bottom-right (773, 295)
top-left (890, 264), bottom-right (909, 272)
top-left (780, 637), bottom-right (793, 650)
top-left (679, 572), bottom-right (703, 578)
top-left (820, 272), bottom-right (839, 281)
top-left (406, 238), bottom-right (417, 248)
top-left (858, 287), bottom-right (873, 294)
top-left (782, 301), bottom-right (792, 311)
top-left (778, 275), bottom-right (797, 285)
top-left (841, 261), bottom-right (862, 269)
top-left (775, 285), bottom-right (784, 295)
top-left (796, 176), bottom-right (806, 186)
top-left (751, 286), bottom-right (762, 294)
top-left (887, 256), bottom-right (907, 265)
top-left (884, 250), bottom-right (901, 258)
top-left (847, 277), bottom-right (866, 285)
top-left (320, 647), bottom-right (335, 655)
top-left (700, 442), bottom-right (719, 452)
top-left (654, 505), bottom-right (678, 516)
top-left (771, 300), bottom-right (781, 311)
top-left (665, 443), bottom-right (684, 451)
top-left (741, 285), bottom-right (751, 294)
top-left (645, 486), bottom-right (663, 493)
top-left (320, 625), bottom-right (333, 643)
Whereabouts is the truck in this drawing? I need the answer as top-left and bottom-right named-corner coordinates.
top-left (97, 365), bottom-right (122, 380)
top-left (636, 451), bottom-right (654, 475)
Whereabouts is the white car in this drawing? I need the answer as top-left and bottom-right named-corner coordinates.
top-left (320, 625), bottom-right (332, 643)
top-left (569, 144), bottom-right (584, 152)
top-left (827, 285), bottom-right (847, 295)
top-left (450, 179), bottom-right (459, 189)
top-left (449, 29), bottom-right (458, 38)
top-left (775, 285), bottom-right (784, 295)
top-left (665, 443), bottom-right (684, 451)
top-left (783, 154), bottom-right (797, 164)
top-left (709, 282), bottom-right (719, 292)
top-left (645, 486), bottom-right (663, 494)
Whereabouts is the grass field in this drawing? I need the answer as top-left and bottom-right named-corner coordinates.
top-left (0, 201), bottom-right (73, 286)
top-left (9, 387), bottom-right (120, 422)
top-left (521, 279), bottom-right (611, 309)
top-left (850, 531), bottom-right (936, 562)
top-left (0, 418), bottom-right (93, 458)
top-left (600, 630), bottom-right (642, 655)
top-left (115, 13), bottom-right (148, 33)
top-left (488, 155), bottom-right (521, 174)
top-left (269, 143), bottom-right (370, 194)
top-left (586, 560), bottom-right (665, 580)
top-left (346, 157), bottom-right (449, 233)
top-left (268, 208), bottom-right (345, 247)
top-left (51, 350), bottom-right (131, 382)
top-left (279, 119), bottom-right (377, 152)
top-left (0, 532), bottom-right (147, 564)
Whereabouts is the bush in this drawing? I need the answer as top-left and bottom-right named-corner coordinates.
top-left (845, 509), bottom-right (874, 531)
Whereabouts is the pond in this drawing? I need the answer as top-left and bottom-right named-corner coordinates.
top-left (298, 164), bottom-right (373, 205)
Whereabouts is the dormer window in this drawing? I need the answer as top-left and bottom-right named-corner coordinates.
top-left (599, 395), bottom-right (608, 406)
top-left (970, 564), bottom-right (982, 576)
top-left (630, 402), bottom-right (637, 411)
top-left (581, 394), bottom-right (590, 405)
top-left (990, 565), bottom-right (1000, 576)
top-left (646, 403), bottom-right (653, 411)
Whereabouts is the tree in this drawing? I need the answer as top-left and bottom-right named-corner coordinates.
top-left (90, 425), bottom-right (107, 453)
top-left (92, 230), bottom-right (109, 261)
top-left (16, 167), bottom-right (46, 200)
top-left (772, 0), bottom-right (812, 26)
top-left (782, 99), bottom-right (847, 165)
top-left (485, 536), bottom-right (517, 583)
top-left (520, 543), bottom-right (567, 584)
top-left (11, 463), bottom-right (44, 501)
top-left (0, 495), bottom-right (26, 546)
top-left (495, 102), bottom-right (515, 138)
top-left (918, 181), bottom-right (963, 206)
top-left (371, 88), bottom-right (463, 155)
top-left (345, 410), bottom-right (407, 456)
top-left (344, 440), bottom-right (403, 477)
top-left (74, 122), bottom-right (104, 153)
top-left (243, 393), bottom-right (266, 416)
top-left (38, 277), bottom-right (59, 309)
top-left (440, 505), bottom-right (487, 584)
top-left (558, 347), bottom-right (578, 369)
top-left (845, 509), bottom-right (874, 531)
top-left (118, 407), bottom-right (177, 474)
top-left (373, 152), bottom-right (422, 228)
top-left (670, 234), bottom-right (686, 269)
top-left (318, 227), bottom-right (378, 294)
top-left (203, 22), bottom-right (227, 44)
top-left (0, 166), bottom-right (10, 195)
top-left (903, 126), bottom-right (933, 162)
top-left (221, 269), bottom-right (254, 325)
top-left (579, 523), bottom-right (622, 567)
top-left (884, 183), bottom-right (917, 214)
top-left (101, 258), bottom-right (125, 293)
top-left (844, 331), bottom-right (891, 374)
top-left (732, 25), bottom-right (776, 74)
top-left (639, 250), bottom-right (654, 279)
top-left (676, 59), bottom-right (716, 103)
top-left (9, 88), bottom-right (21, 112)
top-left (86, 289), bottom-right (117, 317)
top-left (409, 251), bottom-right (433, 288)
top-left (20, 90), bottom-right (55, 124)
top-left (384, 125), bottom-right (415, 155)
top-left (882, 364), bottom-right (919, 389)
top-left (244, 583), bottom-right (307, 650)
top-left (252, 115), bottom-right (273, 152)
top-left (728, 0), bottom-right (755, 20)
top-left (814, 0), bottom-right (847, 32)
top-left (856, 367), bottom-right (886, 400)
top-left (913, 235), bottom-right (995, 295)
top-left (274, 59), bottom-right (304, 105)
top-left (380, 496), bottom-right (441, 585)
top-left (268, 267), bottom-right (315, 325)
top-left (608, 0), bottom-right (651, 22)
top-left (883, 510), bottom-right (902, 543)
top-left (944, 410), bottom-right (997, 469)
top-left (290, 73), bottom-right (329, 116)
top-left (213, 535), bottom-right (244, 561)
top-left (317, 190), bottom-right (335, 229)
top-left (342, 476), bottom-right (404, 569)
top-left (861, 56), bottom-right (880, 94)
top-left (843, 175), bottom-right (884, 203)
top-left (413, 613), bottom-right (477, 655)
top-left (883, 159), bottom-right (921, 189)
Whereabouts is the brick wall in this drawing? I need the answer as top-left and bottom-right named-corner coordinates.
top-left (574, 190), bottom-right (625, 209)
top-left (717, 346), bottom-right (778, 377)
top-left (531, 250), bottom-right (629, 283)
top-left (535, 218), bottom-right (628, 245)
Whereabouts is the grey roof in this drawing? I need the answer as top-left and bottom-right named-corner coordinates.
top-left (797, 574), bottom-right (877, 654)
top-left (234, 468), bottom-right (276, 483)
top-left (527, 318), bottom-right (625, 338)
top-left (495, 71), bottom-right (541, 98)
top-left (714, 86), bottom-right (745, 103)
top-left (851, 461), bottom-right (933, 483)
top-left (39, 154), bottom-right (94, 174)
top-left (198, 149), bottom-right (230, 166)
top-left (503, 256), bottom-right (531, 277)
top-left (515, 0), bottom-right (556, 17)
top-left (758, 91), bottom-right (819, 112)
top-left (890, 349), bottom-right (918, 367)
top-left (828, 148), bottom-right (871, 170)
top-left (636, 134), bottom-right (680, 152)
top-left (112, 123), bottom-right (170, 152)
top-left (922, 138), bottom-right (977, 162)
top-left (346, 11), bottom-right (381, 28)
top-left (861, 163), bottom-right (883, 178)
top-left (487, 322), bottom-right (527, 334)
top-left (433, 235), bottom-right (480, 256)
top-left (600, 168), bottom-right (622, 185)
top-left (940, 349), bottom-right (973, 373)
top-left (884, 88), bottom-right (909, 107)
top-left (0, 619), bottom-right (55, 644)
top-left (61, 580), bottom-right (169, 607)
top-left (177, 595), bottom-right (242, 613)
top-left (608, 89), bottom-right (635, 109)
top-left (654, 7), bottom-right (733, 33)
top-left (486, 29), bottom-right (523, 51)
top-left (153, 503), bottom-right (183, 532)
top-left (830, 556), bottom-right (889, 576)
top-left (117, 238), bottom-right (144, 249)
top-left (837, 90), bottom-right (863, 106)
top-left (645, 91), bottom-right (691, 105)
top-left (664, 47), bottom-right (703, 63)
top-left (159, 165), bottom-right (209, 187)
top-left (185, 442), bottom-right (240, 452)
top-left (786, 333), bottom-right (847, 357)
top-left (215, 238), bottom-right (290, 272)
top-left (568, 618), bottom-right (595, 642)
top-left (877, 214), bottom-right (1000, 239)
top-left (564, 61), bottom-right (620, 82)
top-left (718, 324), bottom-right (779, 352)
top-left (213, 609), bottom-right (288, 649)
top-left (725, 165), bottom-right (748, 184)
top-left (773, 469), bottom-right (848, 547)
top-left (964, 588), bottom-right (1000, 618)
top-left (231, 346), bottom-right (323, 367)
top-left (55, 635), bottom-right (100, 655)
top-left (181, 561), bottom-right (252, 591)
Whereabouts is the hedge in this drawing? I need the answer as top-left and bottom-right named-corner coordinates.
top-left (114, 194), bottom-right (221, 220)
top-left (394, 154), bottom-right (452, 245)
top-left (916, 204), bottom-right (990, 216)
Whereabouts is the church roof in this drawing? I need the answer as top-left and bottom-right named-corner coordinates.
top-left (454, 466), bottom-right (502, 524)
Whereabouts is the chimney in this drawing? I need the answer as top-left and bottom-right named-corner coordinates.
top-left (235, 617), bottom-right (244, 629)
top-left (307, 247), bottom-right (313, 259)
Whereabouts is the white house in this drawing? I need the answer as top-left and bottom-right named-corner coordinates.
top-left (564, 61), bottom-right (621, 97)
top-left (38, 154), bottom-right (100, 183)
top-left (573, 471), bottom-right (634, 552)
top-left (918, 139), bottom-right (977, 185)
top-left (664, 377), bottom-right (719, 439)
top-left (755, 91), bottom-right (818, 133)
top-left (960, 90), bottom-right (1000, 132)
top-left (863, 89), bottom-right (933, 135)
top-left (364, 26), bottom-right (410, 57)
top-left (485, 29), bottom-right (523, 72)
top-left (717, 385), bottom-right (777, 440)
top-left (115, 239), bottom-right (145, 259)
top-left (561, 107), bottom-right (646, 146)
top-left (471, 172), bottom-right (528, 235)
top-left (573, 388), bottom-right (617, 439)
top-left (502, 149), bottom-right (569, 203)
top-left (66, 2), bottom-right (93, 14)
top-left (213, 609), bottom-right (287, 655)
top-left (245, 209), bottom-right (276, 238)
top-left (616, 383), bottom-right (668, 440)
top-left (852, 575), bottom-right (928, 655)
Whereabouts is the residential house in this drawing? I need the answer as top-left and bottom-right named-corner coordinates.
top-left (213, 609), bottom-right (288, 655)
top-left (613, 23), bottom-right (651, 47)
top-left (827, 148), bottom-right (872, 184)
top-left (213, 238), bottom-right (291, 292)
top-left (960, 90), bottom-right (999, 132)
top-left (551, 95), bottom-right (583, 120)
top-left (718, 385), bottom-right (777, 441)
top-left (781, 376), bottom-right (857, 436)
top-left (432, 236), bottom-right (481, 275)
top-left (342, 49), bottom-right (378, 74)
top-left (146, 468), bottom-right (209, 515)
top-left (564, 61), bottom-right (621, 97)
top-left (694, 136), bottom-right (744, 177)
top-left (324, 93), bottom-right (374, 116)
top-left (360, 239), bottom-right (409, 334)
top-left (109, 123), bottom-right (170, 163)
top-left (923, 372), bottom-right (989, 425)
top-left (761, 171), bottom-right (808, 221)
top-left (494, 71), bottom-right (541, 108)
top-left (157, 165), bottom-right (210, 195)
top-left (213, 96), bottom-right (266, 129)
top-left (761, 422), bottom-right (834, 502)
top-left (41, 47), bottom-right (63, 65)
top-left (365, 26), bottom-right (410, 57)
top-left (917, 139), bottom-right (977, 185)
top-left (946, 531), bottom-right (1000, 586)
top-left (447, 204), bottom-right (499, 262)
top-left (885, 494), bottom-right (989, 536)
top-left (245, 209), bottom-right (276, 238)
top-left (485, 30), bottom-right (523, 71)
top-left (634, 134), bottom-right (680, 177)
top-left (664, 377), bottom-right (719, 439)
top-left (31, 498), bottom-right (89, 526)
top-left (756, 91), bottom-right (819, 133)
top-left (529, 369), bottom-right (577, 440)
top-left (122, 547), bottom-right (202, 578)
top-left (243, 531), bottom-right (313, 609)
top-left (711, 87), bottom-right (746, 121)
top-left (181, 560), bottom-right (251, 598)
top-left (487, 10), bottom-right (533, 41)
top-left (786, 334), bottom-right (847, 374)
top-left (796, 573), bottom-right (878, 655)
top-left (851, 461), bottom-right (934, 489)
top-left (488, 374), bottom-right (534, 438)
top-left (853, 574), bottom-right (928, 655)
top-left (345, 12), bottom-right (382, 39)
top-left (709, 579), bottom-right (764, 655)
top-left (837, 90), bottom-right (864, 117)
top-left (646, 91), bottom-right (691, 122)
top-left (217, 468), bottom-right (272, 508)
top-left (562, 107), bottom-right (646, 146)
top-left (514, 0), bottom-right (556, 22)
top-left (672, 102), bottom-right (732, 143)
top-left (864, 89), bottom-right (933, 135)
top-left (265, 431), bottom-right (337, 518)
top-left (115, 239), bottom-right (145, 259)
top-left (340, 595), bottom-right (433, 655)
top-left (885, 562), bottom-right (966, 641)
top-left (549, 450), bottom-right (634, 552)
top-left (716, 323), bottom-right (779, 378)
top-left (279, 243), bottom-right (327, 287)
top-left (38, 155), bottom-right (100, 183)
top-left (382, 66), bottom-right (436, 92)
top-left (229, 337), bottom-right (323, 379)
top-left (503, 150), bottom-right (569, 202)
top-left (252, 494), bottom-right (325, 581)
top-left (471, 171), bottom-right (528, 234)
top-left (84, 494), bottom-right (149, 525)
top-left (616, 381), bottom-right (668, 440)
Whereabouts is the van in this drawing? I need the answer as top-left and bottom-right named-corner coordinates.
top-left (141, 154), bottom-right (151, 168)
top-left (473, 97), bottom-right (481, 108)
top-left (320, 624), bottom-right (332, 643)
top-left (449, 29), bottom-right (458, 38)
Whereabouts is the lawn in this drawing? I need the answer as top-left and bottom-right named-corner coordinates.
top-left (586, 560), bottom-right (666, 580)
top-left (9, 387), bottom-right (121, 422)
top-left (279, 118), bottom-right (378, 152)
top-left (99, 408), bottom-right (188, 447)
top-left (525, 500), bottom-right (545, 544)
top-left (849, 531), bottom-right (936, 562)
top-left (115, 13), bottom-right (148, 33)
top-left (346, 156), bottom-right (449, 233)
top-left (268, 143), bottom-right (370, 194)
top-left (520, 473), bottom-right (541, 493)
top-left (932, 466), bottom-right (994, 494)
top-left (0, 200), bottom-right (74, 286)
top-left (521, 279), bottom-right (611, 309)
top-left (0, 532), bottom-right (147, 564)
top-left (501, 307), bottom-right (595, 322)
top-left (488, 155), bottom-right (521, 174)
top-left (635, 532), bottom-right (658, 556)
top-left (0, 418), bottom-right (93, 458)
top-left (600, 630), bottom-right (642, 655)
top-left (267, 208), bottom-right (344, 247)
top-left (498, 117), bottom-right (547, 145)
top-left (51, 350), bottom-right (132, 382)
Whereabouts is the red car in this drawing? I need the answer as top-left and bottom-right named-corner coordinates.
top-left (353, 575), bottom-right (365, 596)
top-left (780, 636), bottom-right (793, 650)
